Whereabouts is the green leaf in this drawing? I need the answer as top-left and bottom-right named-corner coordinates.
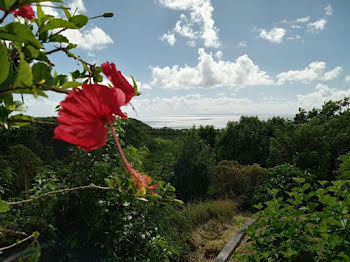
top-left (32, 62), bottom-right (53, 85)
top-left (8, 114), bottom-right (34, 127)
top-left (130, 75), bottom-right (140, 96)
top-left (40, 18), bottom-right (79, 32)
top-left (0, 22), bottom-right (42, 49)
top-left (48, 34), bottom-right (69, 43)
top-left (13, 53), bottom-right (32, 88)
top-left (60, 81), bottom-right (81, 89)
top-left (69, 15), bottom-right (88, 28)
top-left (0, 62), bottom-right (15, 90)
top-left (35, 3), bottom-right (44, 27)
top-left (22, 45), bottom-right (40, 59)
top-left (0, 43), bottom-right (10, 85)
top-left (0, 199), bottom-right (9, 213)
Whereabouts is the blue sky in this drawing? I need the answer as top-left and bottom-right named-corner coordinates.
top-left (26, 0), bottom-right (350, 127)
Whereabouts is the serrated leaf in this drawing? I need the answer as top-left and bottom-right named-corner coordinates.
top-left (0, 22), bottom-right (42, 49)
top-left (69, 14), bottom-right (88, 28)
top-left (0, 43), bottom-right (10, 85)
top-left (13, 53), bottom-right (32, 88)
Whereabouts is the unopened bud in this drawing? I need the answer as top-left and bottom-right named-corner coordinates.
top-left (103, 12), bottom-right (114, 18)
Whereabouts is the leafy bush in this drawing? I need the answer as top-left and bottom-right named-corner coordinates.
top-left (173, 128), bottom-right (215, 202)
top-left (252, 164), bottom-right (315, 205)
top-left (209, 160), bottom-right (268, 209)
top-left (237, 179), bottom-right (350, 261)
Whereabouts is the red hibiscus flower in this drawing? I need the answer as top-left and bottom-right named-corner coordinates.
top-left (54, 64), bottom-right (157, 194)
top-left (54, 84), bottom-right (123, 151)
top-left (102, 62), bottom-right (135, 110)
top-left (12, 5), bottom-right (35, 20)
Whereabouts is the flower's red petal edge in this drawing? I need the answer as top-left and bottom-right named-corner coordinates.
top-left (54, 84), bottom-right (120, 151)
top-left (102, 62), bottom-right (134, 105)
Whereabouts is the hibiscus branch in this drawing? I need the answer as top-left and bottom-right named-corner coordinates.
top-left (0, 234), bottom-right (34, 252)
top-left (8, 184), bottom-right (114, 206)
top-left (7, 183), bottom-right (175, 207)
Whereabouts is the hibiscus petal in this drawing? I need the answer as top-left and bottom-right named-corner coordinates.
top-left (102, 62), bottom-right (134, 105)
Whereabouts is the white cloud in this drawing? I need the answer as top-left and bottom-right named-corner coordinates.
top-left (237, 41), bottom-right (247, 48)
top-left (277, 62), bottom-right (342, 85)
top-left (67, 0), bottom-right (86, 13)
top-left (308, 18), bottom-right (327, 33)
top-left (324, 5), bottom-right (333, 16)
top-left (160, 32), bottom-right (176, 46)
top-left (297, 83), bottom-right (350, 109)
top-left (150, 48), bottom-right (273, 89)
top-left (295, 16), bottom-right (310, 23)
top-left (287, 34), bottom-right (302, 41)
top-left (159, 0), bottom-right (220, 48)
top-left (345, 75), bottom-right (350, 82)
top-left (215, 50), bottom-right (223, 59)
top-left (62, 26), bottom-right (113, 51)
top-left (259, 27), bottom-right (286, 44)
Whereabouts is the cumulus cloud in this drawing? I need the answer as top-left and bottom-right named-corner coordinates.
top-left (259, 27), bottom-right (286, 44)
top-left (308, 18), bottom-right (327, 33)
top-left (160, 32), bottom-right (176, 46)
top-left (158, 0), bottom-right (220, 48)
top-left (324, 4), bottom-right (333, 16)
top-left (345, 75), bottom-right (350, 82)
top-left (62, 26), bottom-right (113, 50)
top-left (150, 48), bottom-right (273, 89)
top-left (277, 62), bottom-right (342, 85)
top-left (297, 83), bottom-right (350, 109)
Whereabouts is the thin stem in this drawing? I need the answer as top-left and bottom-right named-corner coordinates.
top-left (8, 184), bottom-right (113, 206)
top-left (107, 121), bottom-right (134, 175)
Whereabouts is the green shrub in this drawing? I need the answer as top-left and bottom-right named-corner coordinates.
top-left (252, 164), bottom-right (316, 205)
top-left (236, 179), bottom-right (350, 261)
top-left (209, 161), bottom-right (268, 209)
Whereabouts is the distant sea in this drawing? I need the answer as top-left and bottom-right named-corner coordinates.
top-left (140, 114), bottom-right (294, 129)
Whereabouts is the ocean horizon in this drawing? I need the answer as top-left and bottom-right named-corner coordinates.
top-left (138, 113), bottom-right (294, 129)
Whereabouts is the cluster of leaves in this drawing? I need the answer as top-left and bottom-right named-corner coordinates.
top-left (252, 164), bottom-right (316, 206)
top-left (0, 0), bottom-right (109, 129)
top-left (0, 121), bottom-right (188, 261)
top-left (236, 178), bottom-right (350, 261)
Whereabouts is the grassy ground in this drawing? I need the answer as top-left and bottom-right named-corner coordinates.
top-left (180, 200), bottom-right (250, 262)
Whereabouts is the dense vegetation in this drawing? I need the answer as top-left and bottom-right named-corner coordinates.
top-left (1, 99), bottom-right (350, 261)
